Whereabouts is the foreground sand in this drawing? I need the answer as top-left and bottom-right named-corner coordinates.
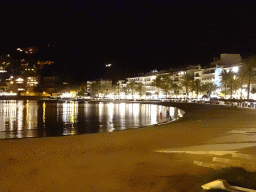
top-left (0, 102), bottom-right (255, 191)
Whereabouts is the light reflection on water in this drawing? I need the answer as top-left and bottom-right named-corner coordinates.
top-left (0, 101), bottom-right (184, 139)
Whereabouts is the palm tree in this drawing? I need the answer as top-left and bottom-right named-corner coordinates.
top-left (122, 86), bottom-right (130, 98)
top-left (172, 83), bottom-right (182, 96)
top-left (90, 82), bottom-right (100, 99)
top-left (151, 75), bottom-right (162, 99)
top-left (136, 82), bottom-right (146, 99)
top-left (112, 82), bottom-right (122, 99)
top-left (231, 78), bottom-right (241, 98)
top-left (101, 84), bottom-right (112, 97)
top-left (201, 82), bottom-right (217, 97)
top-left (161, 76), bottom-right (173, 99)
top-left (190, 79), bottom-right (202, 99)
top-left (220, 70), bottom-right (230, 98)
top-left (227, 71), bottom-right (237, 99)
top-left (236, 70), bottom-right (247, 99)
top-left (126, 80), bottom-right (138, 100)
top-left (180, 73), bottom-right (193, 97)
top-left (220, 71), bottom-right (240, 99)
top-left (241, 56), bottom-right (256, 99)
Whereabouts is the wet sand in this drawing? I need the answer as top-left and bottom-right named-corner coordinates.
top-left (0, 102), bottom-right (255, 191)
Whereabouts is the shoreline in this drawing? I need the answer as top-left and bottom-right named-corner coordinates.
top-left (0, 102), bottom-right (255, 191)
top-left (0, 100), bottom-right (183, 140)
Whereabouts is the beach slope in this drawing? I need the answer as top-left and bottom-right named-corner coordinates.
top-left (0, 103), bottom-right (255, 191)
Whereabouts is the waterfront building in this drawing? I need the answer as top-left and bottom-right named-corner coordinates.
top-left (5, 75), bottom-right (38, 94)
top-left (193, 54), bottom-right (242, 86)
top-left (6, 76), bottom-right (25, 93)
top-left (25, 76), bottom-right (39, 91)
top-left (126, 69), bottom-right (169, 99)
top-left (43, 76), bottom-right (60, 94)
top-left (85, 53), bottom-right (256, 100)
top-left (87, 79), bottom-right (112, 98)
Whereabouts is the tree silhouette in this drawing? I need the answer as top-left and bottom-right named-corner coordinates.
top-left (172, 83), bottom-right (182, 96)
top-left (201, 82), bottom-right (217, 97)
top-left (126, 80), bottom-right (138, 100)
top-left (136, 82), bottom-right (146, 99)
top-left (161, 76), bottom-right (173, 99)
top-left (190, 79), bottom-right (202, 99)
top-left (151, 75), bottom-right (162, 99)
top-left (241, 56), bottom-right (256, 99)
top-left (220, 70), bottom-right (230, 99)
top-left (181, 73), bottom-right (193, 97)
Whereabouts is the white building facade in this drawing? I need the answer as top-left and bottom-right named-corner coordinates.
top-left (86, 53), bottom-right (256, 100)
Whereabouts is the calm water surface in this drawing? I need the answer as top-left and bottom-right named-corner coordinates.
top-left (0, 100), bottom-right (184, 139)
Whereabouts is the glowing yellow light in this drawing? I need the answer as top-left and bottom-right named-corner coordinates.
top-left (16, 78), bottom-right (24, 82)
top-left (70, 102), bottom-right (75, 124)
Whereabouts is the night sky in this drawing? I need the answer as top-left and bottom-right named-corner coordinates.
top-left (1, 0), bottom-right (256, 83)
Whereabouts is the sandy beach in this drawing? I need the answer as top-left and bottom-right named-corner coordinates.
top-left (0, 102), bottom-right (255, 191)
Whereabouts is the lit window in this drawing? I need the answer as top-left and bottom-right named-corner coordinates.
top-left (232, 66), bottom-right (239, 73)
top-left (16, 78), bottom-right (24, 82)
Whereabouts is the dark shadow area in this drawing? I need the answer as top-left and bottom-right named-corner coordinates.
top-left (199, 167), bottom-right (256, 190)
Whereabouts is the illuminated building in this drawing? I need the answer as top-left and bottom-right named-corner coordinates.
top-left (0, 66), bottom-right (7, 73)
top-left (208, 54), bottom-right (242, 85)
top-left (126, 70), bottom-right (169, 98)
top-left (26, 76), bottom-right (39, 90)
top-left (87, 53), bottom-right (255, 99)
top-left (43, 76), bottom-right (59, 94)
top-left (122, 54), bottom-right (246, 99)
top-left (87, 79), bottom-right (112, 98)
top-left (192, 54), bottom-right (243, 97)
top-left (0, 53), bottom-right (13, 74)
top-left (16, 46), bottom-right (38, 54)
top-left (6, 76), bottom-right (25, 93)
top-left (87, 79), bottom-right (112, 90)
top-left (0, 81), bottom-right (7, 91)
top-left (5, 75), bottom-right (39, 94)
top-left (37, 60), bottom-right (54, 68)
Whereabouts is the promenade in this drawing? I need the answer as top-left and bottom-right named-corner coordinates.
top-left (0, 102), bottom-right (255, 191)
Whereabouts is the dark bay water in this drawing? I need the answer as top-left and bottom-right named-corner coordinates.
top-left (0, 100), bottom-right (184, 139)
